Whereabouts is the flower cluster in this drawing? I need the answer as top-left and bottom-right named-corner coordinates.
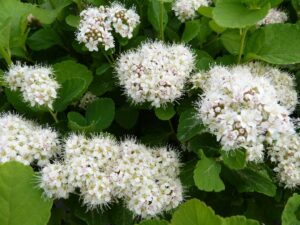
top-left (192, 63), bottom-right (300, 187)
top-left (193, 64), bottom-right (296, 162)
top-left (116, 41), bottom-right (195, 108)
top-left (0, 113), bottom-right (60, 167)
top-left (172, 0), bottom-right (211, 22)
top-left (257, 8), bottom-right (288, 26)
top-left (4, 63), bottom-right (59, 109)
top-left (40, 136), bottom-right (183, 217)
top-left (78, 91), bottom-right (99, 109)
top-left (76, 3), bottom-right (140, 51)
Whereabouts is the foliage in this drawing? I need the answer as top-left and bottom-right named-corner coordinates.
top-left (0, 0), bottom-right (300, 224)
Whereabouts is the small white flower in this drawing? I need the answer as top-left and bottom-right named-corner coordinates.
top-left (257, 8), bottom-right (288, 26)
top-left (76, 3), bottom-right (140, 51)
top-left (78, 91), bottom-right (99, 109)
top-left (0, 113), bottom-right (61, 167)
top-left (4, 63), bottom-right (59, 109)
top-left (172, 0), bottom-right (211, 22)
top-left (116, 41), bottom-right (195, 108)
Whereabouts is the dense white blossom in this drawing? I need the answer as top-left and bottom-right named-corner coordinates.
top-left (40, 136), bottom-right (183, 217)
top-left (172, 0), bottom-right (211, 22)
top-left (268, 134), bottom-right (300, 188)
top-left (193, 65), bottom-right (296, 162)
top-left (76, 3), bottom-right (140, 51)
top-left (0, 113), bottom-right (61, 166)
top-left (78, 91), bottom-right (99, 109)
top-left (113, 139), bottom-right (183, 217)
top-left (4, 63), bottom-right (59, 109)
top-left (116, 41), bottom-right (195, 108)
top-left (247, 62), bottom-right (298, 113)
top-left (257, 8), bottom-right (288, 26)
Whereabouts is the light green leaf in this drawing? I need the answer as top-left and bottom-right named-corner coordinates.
top-left (221, 149), bottom-right (247, 170)
top-left (137, 220), bottom-right (169, 225)
top-left (282, 194), bottom-right (300, 225)
top-left (86, 98), bottom-right (115, 132)
top-left (65, 15), bottom-right (80, 28)
top-left (223, 215), bottom-right (259, 225)
top-left (213, 0), bottom-right (270, 28)
top-left (154, 104), bottom-right (176, 121)
top-left (177, 109), bottom-right (205, 142)
top-left (194, 153), bottom-right (225, 192)
top-left (245, 24), bottom-right (300, 64)
top-left (198, 6), bottom-right (213, 18)
top-left (0, 162), bottom-right (53, 225)
top-left (170, 199), bottom-right (223, 225)
top-left (220, 29), bottom-right (241, 55)
top-left (182, 20), bottom-right (201, 42)
top-left (147, 0), bottom-right (168, 32)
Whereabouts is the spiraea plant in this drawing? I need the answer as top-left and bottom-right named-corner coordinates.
top-left (1, 0), bottom-right (300, 225)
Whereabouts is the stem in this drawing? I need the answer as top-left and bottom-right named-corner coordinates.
top-left (159, 0), bottom-right (165, 41)
top-left (103, 51), bottom-right (113, 65)
top-left (237, 28), bottom-right (248, 64)
top-left (49, 110), bottom-right (59, 123)
top-left (168, 119), bottom-right (175, 135)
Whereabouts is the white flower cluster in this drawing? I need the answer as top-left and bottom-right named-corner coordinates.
top-left (114, 139), bottom-right (182, 218)
top-left (172, 0), bottom-right (211, 22)
top-left (0, 113), bottom-right (60, 167)
top-left (4, 63), bottom-right (59, 109)
top-left (257, 8), bottom-right (288, 26)
top-left (40, 136), bottom-right (183, 217)
top-left (116, 41), bottom-right (195, 108)
top-left (192, 63), bottom-right (300, 188)
top-left (248, 62), bottom-right (297, 113)
top-left (76, 3), bottom-right (140, 51)
top-left (193, 64), bottom-right (296, 162)
top-left (78, 91), bottom-right (99, 109)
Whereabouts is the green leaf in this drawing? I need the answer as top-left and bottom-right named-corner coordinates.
top-left (75, 207), bottom-right (109, 225)
top-left (116, 106), bottom-right (139, 129)
top-left (245, 24), bottom-right (300, 64)
top-left (54, 78), bottom-right (86, 112)
top-left (154, 104), bottom-right (175, 121)
top-left (223, 215), bottom-right (260, 225)
top-left (177, 109), bottom-right (205, 142)
top-left (213, 0), bottom-right (270, 28)
top-left (147, 0), bottom-right (168, 32)
top-left (108, 203), bottom-right (134, 225)
top-left (96, 64), bottom-right (111, 76)
top-left (221, 149), bottom-right (247, 170)
top-left (180, 159), bottom-right (197, 187)
top-left (137, 220), bottom-right (169, 225)
top-left (182, 20), bottom-right (201, 43)
top-left (65, 15), bottom-right (80, 28)
top-left (27, 28), bottom-right (63, 50)
top-left (0, 0), bottom-right (71, 56)
top-left (223, 166), bottom-right (277, 197)
top-left (282, 194), bottom-right (300, 225)
top-left (0, 162), bottom-right (53, 225)
top-left (220, 29), bottom-right (241, 55)
top-left (194, 153), bottom-right (225, 192)
top-left (198, 6), bottom-right (213, 18)
top-left (53, 60), bottom-right (93, 84)
top-left (170, 199), bottom-right (223, 225)
top-left (53, 60), bottom-right (93, 111)
top-left (67, 111), bottom-right (96, 132)
top-left (86, 98), bottom-right (115, 132)
top-left (0, 19), bottom-right (11, 64)
top-left (209, 20), bottom-right (226, 34)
